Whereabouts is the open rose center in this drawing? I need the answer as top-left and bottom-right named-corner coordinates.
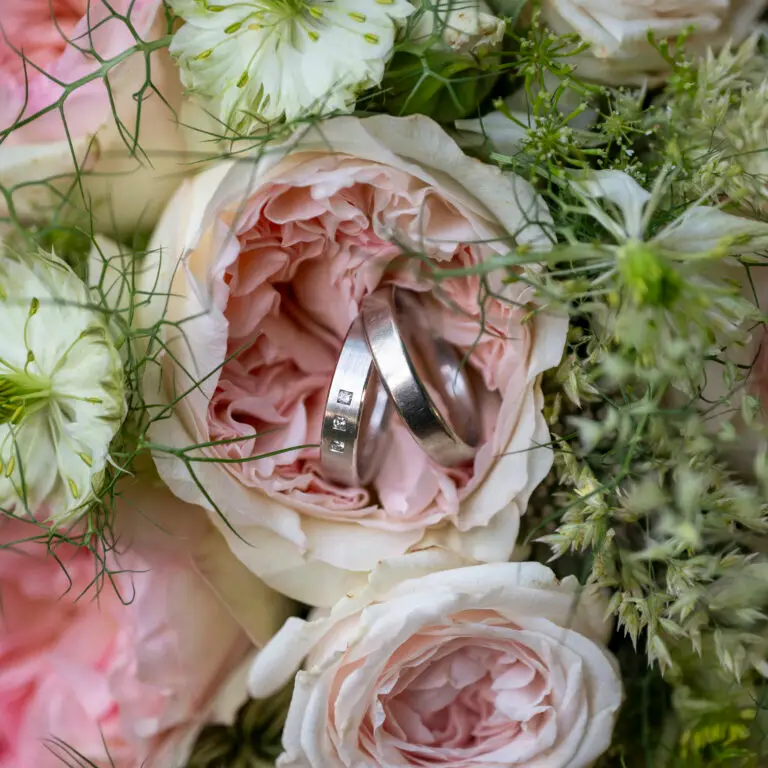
top-left (369, 631), bottom-right (554, 763)
top-left (0, 0), bottom-right (89, 78)
top-left (207, 159), bottom-right (529, 529)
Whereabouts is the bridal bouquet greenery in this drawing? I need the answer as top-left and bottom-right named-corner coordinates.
top-left (2, 1), bottom-right (768, 766)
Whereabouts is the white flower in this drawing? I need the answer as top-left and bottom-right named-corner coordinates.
top-left (569, 170), bottom-right (768, 475)
top-left (248, 552), bottom-right (622, 768)
top-left (410, 0), bottom-right (506, 56)
top-left (541, 0), bottom-right (768, 85)
top-left (567, 168), bottom-right (768, 342)
top-left (569, 169), bottom-right (768, 252)
top-left (169, 0), bottom-right (414, 131)
top-left (0, 248), bottom-right (125, 525)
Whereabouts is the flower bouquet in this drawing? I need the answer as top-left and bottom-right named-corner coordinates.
top-left (3, 1), bottom-right (768, 766)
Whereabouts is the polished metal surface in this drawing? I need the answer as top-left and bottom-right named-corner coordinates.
top-left (320, 315), bottom-right (392, 487)
top-left (361, 286), bottom-right (480, 468)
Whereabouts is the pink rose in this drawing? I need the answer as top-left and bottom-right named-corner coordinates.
top-left (0, 0), bottom-right (199, 234)
top-left (0, 484), bottom-right (291, 768)
top-left (139, 114), bottom-right (568, 607)
top-left (248, 552), bottom-right (623, 768)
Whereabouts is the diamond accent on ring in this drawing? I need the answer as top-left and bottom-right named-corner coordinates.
top-left (337, 389), bottom-right (353, 405)
top-left (329, 440), bottom-right (346, 453)
top-left (332, 415), bottom-right (348, 431)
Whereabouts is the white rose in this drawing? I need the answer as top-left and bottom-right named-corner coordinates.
top-left (0, 0), bottom-right (207, 236)
top-left (248, 552), bottom-right (623, 768)
top-left (138, 113), bottom-right (567, 607)
top-left (541, 0), bottom-right (768, 84)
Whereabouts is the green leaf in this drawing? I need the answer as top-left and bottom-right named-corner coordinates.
top-left (377, 50), bottom-right (500, 122)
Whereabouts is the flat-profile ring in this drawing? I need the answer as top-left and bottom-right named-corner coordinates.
top-left (361, 286), bottom-right (480, 467)
top-left (320, 316), bottom-right (392, 487)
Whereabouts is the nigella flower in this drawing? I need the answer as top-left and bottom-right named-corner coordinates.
top-left (168, 0), bottom-right (414, 132)
top-left (0, 249), bottom-right (125, 526)
top-left (564, 169), bottom-right (768, 399)
top-left (568, 169), bottom-right (768, 263)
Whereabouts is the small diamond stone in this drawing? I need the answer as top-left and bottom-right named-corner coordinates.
top-left (332, 415), bottom-right (348, 432)
top-left (329, 439), bottom-right (345, 454)
top-left (337, 389), bottom-right (353, 405)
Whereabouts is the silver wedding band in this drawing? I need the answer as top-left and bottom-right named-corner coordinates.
top-left (320, 316), bottom-right (392, 487)
top-left (361, 287), bottom-right (480, 468)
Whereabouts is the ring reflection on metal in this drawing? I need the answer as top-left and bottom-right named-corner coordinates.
top-left (361, 286), bottom-right (480, 468)
top-left (320, 316), bottom-right (392, 487)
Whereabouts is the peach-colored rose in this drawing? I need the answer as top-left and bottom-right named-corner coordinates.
top-left (0, 0), bottom-right (201, 235)
top-left (0, 484), bottom-right (291, 768)
top-left (248, 552), bottom-right (622, 768)
top-left (139, 115), bottom-right (568, 607)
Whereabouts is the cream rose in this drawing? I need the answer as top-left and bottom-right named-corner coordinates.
top-left (0, 0), bottom-right (205, 236)
top-left (540, 0), bottom-right (768, 85)
top-left (248, 552), bottom-right (622, 768)
top-left (139, 114), bottom-right (567, 607)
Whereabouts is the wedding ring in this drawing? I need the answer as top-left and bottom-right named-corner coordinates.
top-left (361, 287), bottom-right (480, 468)
top-left (320, 316), bottom-right (392, 487)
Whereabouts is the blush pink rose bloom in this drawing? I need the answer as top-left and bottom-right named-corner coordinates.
top-left (0, 0), bottom-right (200, 234)
top-left (139, 115), bottom-right (568, 607)
top-left (248, 552), bottom-right (622, 768)
top-left (0, 483), bottom-right (292, 768)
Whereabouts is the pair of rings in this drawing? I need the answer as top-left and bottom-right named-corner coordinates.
top-left (320, 287), bottom-right (481, 488)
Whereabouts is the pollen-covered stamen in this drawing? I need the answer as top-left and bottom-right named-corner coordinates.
top-left (0, 371), bottom-right (52, 425)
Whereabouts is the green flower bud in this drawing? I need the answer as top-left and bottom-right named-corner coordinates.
top-left (618, 240), bottom-right (682, 308)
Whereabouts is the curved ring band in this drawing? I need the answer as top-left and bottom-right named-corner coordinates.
top-left (320, 316), bottom-right (392, 487)
top-left (361, 287), bottom-right (480, 468)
